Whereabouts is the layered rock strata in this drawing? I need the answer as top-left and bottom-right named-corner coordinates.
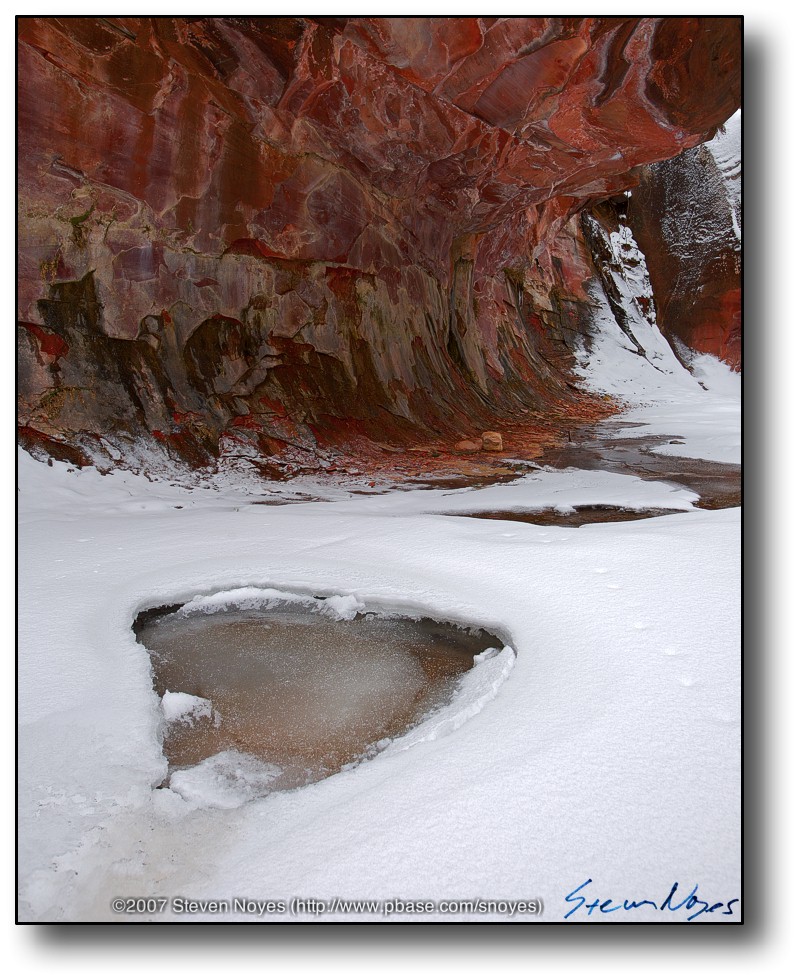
top-left (17, 16), bottom-right (741, 470)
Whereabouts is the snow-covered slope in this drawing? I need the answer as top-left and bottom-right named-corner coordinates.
top-left (706, 110), bottom-right (742, 243)
top-left (577, 202), bottom-right (741, 467)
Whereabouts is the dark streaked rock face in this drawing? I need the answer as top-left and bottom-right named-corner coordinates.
top-left (627, 114), bottom-right (741, 369)
top-left (17, 16), bottom-right (741, 468)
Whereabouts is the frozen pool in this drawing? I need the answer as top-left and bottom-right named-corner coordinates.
top-left (135, 598), bottom-right (503, 803)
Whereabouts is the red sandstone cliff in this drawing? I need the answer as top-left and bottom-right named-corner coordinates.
top-left (17, 16), bottom-right (741, 471)
top-left (628, 112), bottom-right (741, 369)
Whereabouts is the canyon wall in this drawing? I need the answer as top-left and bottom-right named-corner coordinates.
top-left (17, 16), bottom-right (741, 470)
top-left (627, 112), bottom-right (741, 369)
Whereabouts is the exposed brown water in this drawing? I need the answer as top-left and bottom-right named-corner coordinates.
top-left (405, 470), bottom-right (522, 491)
top-left (449, 505), bottom-right (683, 527)
top-left (536, 428), bottom-right (741, 510)
top-left (135, 604), bottom-right (501, 795)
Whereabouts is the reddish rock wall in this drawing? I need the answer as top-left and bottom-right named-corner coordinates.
top-left (627, 114), bottom-right (741, 369)
top-left (17, 16), bottom-right (741, 469)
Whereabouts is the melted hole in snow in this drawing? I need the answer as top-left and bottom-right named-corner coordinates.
top-left (134, 602), bottom-right (502, 802)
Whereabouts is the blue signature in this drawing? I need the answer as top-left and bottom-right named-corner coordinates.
top-left (564, 878), bottom-right (739, 921)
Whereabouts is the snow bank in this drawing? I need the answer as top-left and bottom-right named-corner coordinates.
top-left (379, 646), bottom-right (516, 757)
top-left (175, 587), bottom-right (367, 622)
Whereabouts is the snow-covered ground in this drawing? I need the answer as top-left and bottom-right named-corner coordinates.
top-left (18, 324), bottom-right (741, 922)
